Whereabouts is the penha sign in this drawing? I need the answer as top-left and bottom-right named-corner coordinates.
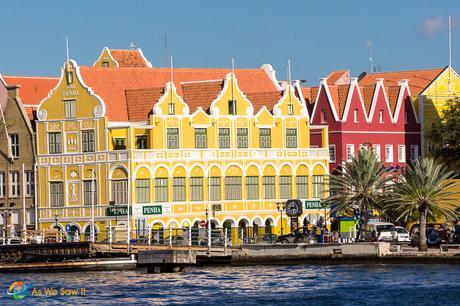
top-left (106, 206), bottom-right (132, 216)
top-left (305, 200), bottom-right (322, 209)
top-left (143, 205), bottom-right (163, 215)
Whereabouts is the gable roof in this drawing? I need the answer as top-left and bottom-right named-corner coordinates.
top-left (2, 76), bottom-right (59, 120)
top-left (79, 66), bottom-right (279, 121)
top-left (180, 80), bottom-right (224, 113)
top-left (109, 49), bottom-right (152, 68)
top-left (326, 70), bottom-right (350, 85)
top-left (327, 84), bottom-right (350, 118)
top-left (125, 87), bottom-right (164, 122)
top-left (358, 67), bottom-right (445, 95)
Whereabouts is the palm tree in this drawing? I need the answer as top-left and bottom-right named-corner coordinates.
top-left (385, 158), bottom-right (458, 251)
top-left (323, 147), bottom-right (394, 239)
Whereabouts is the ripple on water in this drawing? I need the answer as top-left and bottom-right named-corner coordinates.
top-left (0, 264), bottom-right (460, 305)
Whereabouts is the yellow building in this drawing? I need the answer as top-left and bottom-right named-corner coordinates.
top-left (35, 53), bottom-right (329, 242)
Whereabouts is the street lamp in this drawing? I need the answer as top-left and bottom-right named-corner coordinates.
top-left (276, 201), bottom-right (286, 236)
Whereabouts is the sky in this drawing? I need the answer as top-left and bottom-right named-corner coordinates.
top-left (0, 0), bottom-right (459, 85)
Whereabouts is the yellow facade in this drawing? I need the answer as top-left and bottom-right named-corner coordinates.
top-left (413, 66), bottom-right (460, 156)
top-left (35, 60), bottom-right (329, 241)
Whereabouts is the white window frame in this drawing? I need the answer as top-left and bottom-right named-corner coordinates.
top-left (372, 144), bottom-right (381, 162)
top-left (379, 110), bottom-right (383, 123)
top-left (353, 109), bottom-right (358, 123)
top-left (398, 145), bottom-right (406, 163)
top-left (385, 145), bottom-right (393, 163)
top-left (320, 109), bottom-right (326, 123)
top-left (9, 133), bottom-right (19, 158)
top-left (346, 144), bottom-right (354, 162)
top-left (9, 171), bottom-right (20, 197)
top-left (328, 145), bottom-right (336, 163)
top-left (64, 100), bottom-right (76, 119)
top-left (26, 171), bottom-right (34, 196)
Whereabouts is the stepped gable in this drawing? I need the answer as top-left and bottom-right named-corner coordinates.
top-left (125, 87), bottom-right (164, 122)
top-left (79, 66), bottom-right (279, 121)
top-left (358, 68), bottom-right (444, 95)
top-left (180, 80), bottom-right (223, 113)
top-left (110, 49), bottom-right (150, 68)
top-left (2, 76), bottom-right (59, 120)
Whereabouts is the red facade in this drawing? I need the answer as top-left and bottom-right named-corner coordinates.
top-left (309, 77), bottom-right (421, 173)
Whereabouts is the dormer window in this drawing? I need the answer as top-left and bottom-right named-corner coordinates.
top-left (379, 110), bottom-right (383, 123)
top-left (64, 100), bottom-right (76, 119)
top-left (288, 104), bottom-right (294, 115)
top-left (168, 103), bottom-right (175, 115)
top-left (353, 109), bottom-right (358, 123)
top-left (228, 100), bottom-right (237, 115)
top-left (320, 109), bottom-right (326, 123)
top-left (66, 71), bottom-right (73, 85)
top-left (102, 61), bottom-right (109, 68)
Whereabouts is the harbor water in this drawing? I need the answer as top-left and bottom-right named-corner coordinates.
top-left (1, 264), bottom-right (459, 305)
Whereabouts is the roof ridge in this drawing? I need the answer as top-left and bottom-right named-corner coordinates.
top-left (366, 67), bottom-right (444, 75)
top-left (4, 75), bottom-right (59, 80)
top-left (181, 79), bottom-right (223, 85)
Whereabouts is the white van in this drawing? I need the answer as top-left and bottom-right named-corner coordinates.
top-left (366, 222), bottom-right (398, 242)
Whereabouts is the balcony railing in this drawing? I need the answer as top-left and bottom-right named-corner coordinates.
top-left (38, 148), bottom-right (328, 166)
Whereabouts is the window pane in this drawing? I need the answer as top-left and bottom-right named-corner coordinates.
top-left (136, 179), bottom-right (150, 203)
top-left (173, 177), bottom-right (185, 202)
top-left (280, 176), bottom-right (292, 199)
top-left (246, 176), bottom-right (259, 199)
top-left (167, 128), bottom-right (179, 149)
top-left (286, 128), bottom-right (297, 148)
top-left (263, 176), bottom-right (275, 199)
top-left (225, 176), bottom-right (241, 200)
top-left (136, 135), bottom-right (148, 149)
top-left (259, 128), bottom-right (271, 148)
top-left (155, 178), bottom-right (168, 202)
top-left (237, 128), bottom-right (248, 148)
top-left (84, 180), bottom-right (97, 205)
top-left (296, 176), bottom-right (309, 199)
top-left (50, 182), bottom-right (64, 207)
top-left (82, 131), bottom-right (95, 152)
top-left (210, 177), bottom-right (221, 201)
top-left (195, 128), bottom-right (207, 149)
top-left (190, 177), bottom-right (203, 201)
top-left (312, 175), bottom-right (325, 198)
top-left (219, 128), bottom-right (230, 148)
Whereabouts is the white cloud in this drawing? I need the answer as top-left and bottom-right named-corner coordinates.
top-left (419, 16), bottom-right (446, 37)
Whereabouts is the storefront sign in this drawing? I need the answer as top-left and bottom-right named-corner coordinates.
top-left (285, 199), bottom-right (303, 217)
top-left (212, 203), bottom-right (222, 212)
top-left (143, 205), bottom-right (162, 215)
top-left (106, 206), bottom-right (131, 216)
top-left (305, 200), bottom-right (322, 210)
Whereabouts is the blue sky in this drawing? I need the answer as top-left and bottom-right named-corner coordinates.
top-left (0, 0), bottom-right (459, 84)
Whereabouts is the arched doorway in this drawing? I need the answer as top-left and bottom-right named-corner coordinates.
top-left (151, 222), bottom-right (164, 245)
top-left (69, 224), bottom-right (80, 242)
top-left (238, 219), bottom-right (249, 243)
top-left (83, 225), bottom-right (98, 242)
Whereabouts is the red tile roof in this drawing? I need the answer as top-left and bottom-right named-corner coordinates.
top-left (246, 91), bottom-right (283, 112)
top-left (328, 84), bottom-right (350, 118)
top-left (79, 66), bottom-right (278, 121)
top-left (125, 87), bottom-right (164, 122)
top-left (327, 70), bottom-right (350, 85)
top-left (2, 76), bottom-right (58, 105)
top-left (181, 80), bottom-right (223, 113)
top-left (110, 49), bottom-right (150, 68)
top-left (385, 85), bottom-right (401, 114)
top-left (358, 68), bottom-right (444, 95)
top-left (360, 85), bottom-right (375, 113)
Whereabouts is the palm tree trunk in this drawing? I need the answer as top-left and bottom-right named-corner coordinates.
top-left (419, 208), bottom-right (428, 252)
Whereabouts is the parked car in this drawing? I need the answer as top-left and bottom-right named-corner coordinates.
top-left (365, 222), bottom-right (398, 242)
top-left (410, 223), bottom-right (448, 242)
top-left (276, 227), bottom-right (310, 244)
top-left (395, 226), bottom-right (410, 243)
top-left (411, 227), bottom-right (442, 247)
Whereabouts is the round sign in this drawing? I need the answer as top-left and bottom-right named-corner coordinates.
top-left (285, 199), bottom-right (303, 217)
top-left (199, 220), bottom-right (206, 228)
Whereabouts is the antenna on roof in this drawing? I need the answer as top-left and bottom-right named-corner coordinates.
top-left (130, 41), bottom-right (137, 50)
top-left (170, 56), bottom-right (174, 104)
top-left (366, 40), bottom-right (373, 73)
top-left (66, 37), bottom-right (70, 63)
top-left (448, 16), bottom-right (452, 92)
top-left (231, 58), bottom-right (235, 102)
top-left (288, 59), bottom-right (292, 105)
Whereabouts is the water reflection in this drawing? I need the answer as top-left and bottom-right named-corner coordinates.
top-left (0, 264), bottom-right (459, 305)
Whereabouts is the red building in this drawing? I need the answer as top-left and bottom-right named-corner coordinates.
top-left (306, 73), bottom-right (421, 173)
